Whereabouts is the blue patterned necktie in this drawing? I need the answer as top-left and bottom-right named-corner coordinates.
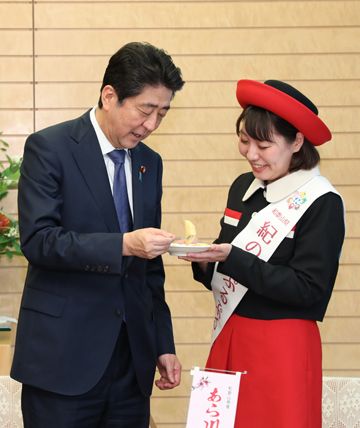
top-left (108, 150), bottom-right (133, 233)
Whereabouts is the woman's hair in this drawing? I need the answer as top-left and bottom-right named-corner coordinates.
top-left (236, 106), bottom-right (320, 171)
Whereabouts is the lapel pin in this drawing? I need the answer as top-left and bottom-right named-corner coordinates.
top-left (139, 165), bottom-right (146, 182)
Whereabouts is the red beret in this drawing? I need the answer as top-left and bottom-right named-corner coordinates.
top-left (236, 79), bottom-right (331, 146)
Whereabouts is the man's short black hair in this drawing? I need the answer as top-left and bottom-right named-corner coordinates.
top-left (98, 42), bottom-right (185, 107)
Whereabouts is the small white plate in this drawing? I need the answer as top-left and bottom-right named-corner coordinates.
top-left (168, 242), bottom-right (211, 256)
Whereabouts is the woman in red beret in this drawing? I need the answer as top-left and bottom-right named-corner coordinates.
top-left (181, 80), bottom-right (345, 427)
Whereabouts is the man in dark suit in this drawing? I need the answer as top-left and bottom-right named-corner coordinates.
top-left (11, 42), bottom-right (185, 428)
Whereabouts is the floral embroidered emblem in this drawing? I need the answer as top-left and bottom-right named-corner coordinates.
top-left (287, 191), bottom-right (307, 210)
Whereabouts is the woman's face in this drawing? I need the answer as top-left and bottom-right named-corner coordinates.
top-left (238, 126), bottom-right (303, 183)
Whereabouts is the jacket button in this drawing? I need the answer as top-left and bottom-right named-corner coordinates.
top-left (104, 265), bottom-right (109, 272)
top-left (115, 309), bottom-right (122, 317)
top-left (85, 265), bottom-right (90, 271)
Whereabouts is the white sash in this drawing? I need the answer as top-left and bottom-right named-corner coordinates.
top-left (210, 175), bottom-right (339, 344)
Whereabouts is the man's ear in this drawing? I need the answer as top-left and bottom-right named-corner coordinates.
top-left (100, 85), bottom-right (117, 111)
top-left (293, 132), bottom-right (305, 153)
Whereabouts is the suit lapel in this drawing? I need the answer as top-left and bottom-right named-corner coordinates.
top-left (130, 145), bottom-right (144, 230)
top-left (69, 112), bottom-right (119, 232)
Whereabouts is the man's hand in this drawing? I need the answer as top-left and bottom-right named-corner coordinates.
top-left (123, 228), bottom-right (175, 259)
top-left (155, 354), bottom-right (181, 390)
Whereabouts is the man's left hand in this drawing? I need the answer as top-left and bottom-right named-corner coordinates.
top-left (155, 354), bottom-right (181, 390)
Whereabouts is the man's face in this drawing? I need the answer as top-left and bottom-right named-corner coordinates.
top-left (98, 84), bottom-right (173, 149)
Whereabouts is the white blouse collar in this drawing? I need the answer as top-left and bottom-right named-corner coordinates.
top-left (242, 167), bottom-right (321, 203)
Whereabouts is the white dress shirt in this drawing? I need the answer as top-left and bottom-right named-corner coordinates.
top-left (89, 106), bottom-right (134, 217)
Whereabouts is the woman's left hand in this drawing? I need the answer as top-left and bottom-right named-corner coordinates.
top-left (179, 243), bottom-right (232, 263)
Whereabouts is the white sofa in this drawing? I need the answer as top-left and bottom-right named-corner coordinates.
top-left (1, 376), bottom-right (359, 427)
top-left (322, 377), bottom-right (360, 427)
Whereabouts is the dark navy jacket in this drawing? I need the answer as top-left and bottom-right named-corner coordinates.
top-left (11, 111), bottom-right (174, 396)
top-left (193, 171), bottom-right (345, 321)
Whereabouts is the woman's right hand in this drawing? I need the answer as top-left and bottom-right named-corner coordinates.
top-left (178, 243), bottom-right (232, 263)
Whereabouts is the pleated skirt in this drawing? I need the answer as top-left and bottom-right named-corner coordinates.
top-left (206, 314), bottom-right (322, 428)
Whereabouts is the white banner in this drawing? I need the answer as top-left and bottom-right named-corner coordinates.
top-left (186, 367), bottom-right (245, 428)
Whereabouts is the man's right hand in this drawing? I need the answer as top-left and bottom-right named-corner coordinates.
top-left (122, 228), bottom-right (175, 259)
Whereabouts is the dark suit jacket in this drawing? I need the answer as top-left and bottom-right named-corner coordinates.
top-left (11, 111), bottom-right (175, 397)
top-left (193, 172), bottom-right (345, 321)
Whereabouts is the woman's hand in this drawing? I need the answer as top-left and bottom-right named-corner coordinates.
top-left (179, 243), bottom-right (232, 263)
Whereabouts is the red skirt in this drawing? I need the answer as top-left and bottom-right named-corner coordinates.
top-left (206, 315), bottom-right (322, 428)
